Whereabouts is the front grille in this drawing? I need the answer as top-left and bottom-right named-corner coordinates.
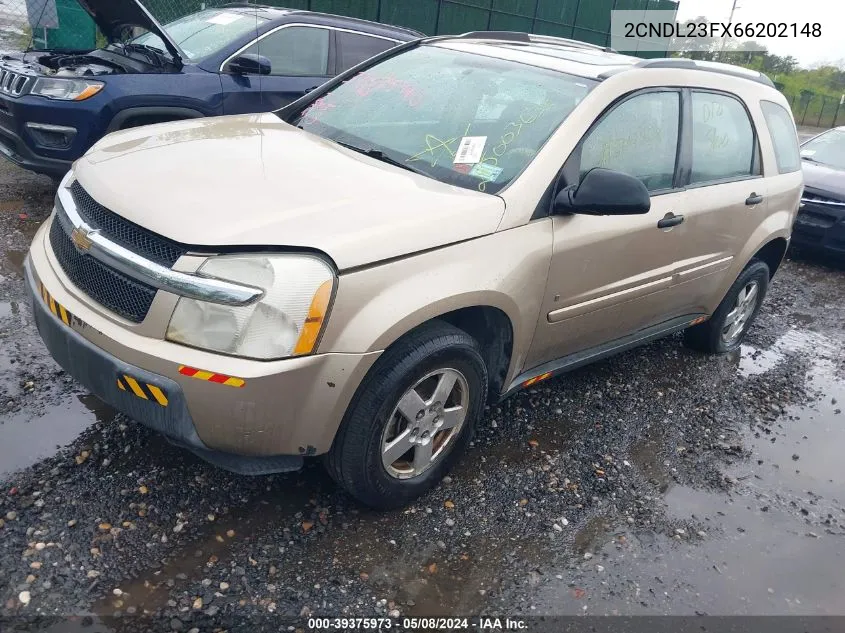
top-left (46, 182), bottom-right (190, 323)
top-left (69, 181), bottom-right (187, 267)
top-left (0, 68), bottom-right (31, 96)
top-left (49, 216), bottom-right (157, 323)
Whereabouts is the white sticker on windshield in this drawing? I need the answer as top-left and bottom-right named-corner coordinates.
top-left (454, 136), bottom-right (487, 164)
top-left (207, 12), bottom-right (243, 25)
top-left (801, 149), bottom-right (816, 156)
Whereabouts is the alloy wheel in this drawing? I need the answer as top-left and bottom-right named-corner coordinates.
top-left (380, 368), bottom-right (469, 479)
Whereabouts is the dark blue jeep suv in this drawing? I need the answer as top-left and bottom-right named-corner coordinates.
top-left (0, 0), bottom-right (420, 178)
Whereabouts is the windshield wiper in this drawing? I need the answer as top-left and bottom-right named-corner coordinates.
top-left (124, 43), bottom-right (170, 67)
top-left (333, 140), bottom-right (429, 177)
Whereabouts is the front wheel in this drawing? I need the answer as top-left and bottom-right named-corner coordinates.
top-left (325, 321), bottom-right (488, 509)
top-left (684, 259), bottom-right (770, 353)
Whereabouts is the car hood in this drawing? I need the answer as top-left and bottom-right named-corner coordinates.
top-left (801, 160), bottom-right (845, 200)
top-left (77, 0), bottom-right (183, 61)
top-left (72, 114), bottom-right (506, 271)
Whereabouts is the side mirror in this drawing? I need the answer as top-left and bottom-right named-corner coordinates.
top-left (554, 167), bottom-right (651, 216)
top-left (228, 53), bottom-right (271, 76)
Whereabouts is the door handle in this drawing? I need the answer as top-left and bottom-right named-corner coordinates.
top-left (657, 212), bottom-right (684, 229)
top-left (745, 193), bottom-right (764, 206)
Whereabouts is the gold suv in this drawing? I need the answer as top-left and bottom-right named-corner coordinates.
top-left (26, 32), bottom-right (803, 508)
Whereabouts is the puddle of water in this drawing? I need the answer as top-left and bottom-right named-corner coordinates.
top-left (742, 360), bottom-right (845, 505)
top-left (629, 435), bottom-right (672, 493)
top-left (736, 328), bottom-right (834, 378)
top-left (3, 248), bottom-right (26, 276)
top-left (573, 515), bottom-right (612, 554)
top-left (0, 393), bottom-right (118, 480)
top-left (531, 328), bottom-right (845, 615)
top-left (0, 299), bottom-right (19, 320)
top-left (0, 300), bottom-right (28, 333)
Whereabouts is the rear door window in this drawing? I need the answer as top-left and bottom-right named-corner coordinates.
top-left (239, 26), bottom-right (330, 76)
top-left (690, 92), bottom-right (759, 184)
top-left (337, 32), bottom-right (397, 73)
top-left (761, 100), bottom-right (801, 174)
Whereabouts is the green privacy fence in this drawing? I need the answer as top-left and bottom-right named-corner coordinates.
top-left (28, 0), bottom-right (97, 49)
top-left (145, 0), bottom-right (678, 55)
top-left (2, 0), bottom-right (677, 57)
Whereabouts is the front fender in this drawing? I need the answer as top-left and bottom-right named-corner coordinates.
top-left (102, 69), bottom-right (223, 132)
top-left (318, 221), bottom-right (554, 387)
top-left (105, 106), bottom-right (205, 133)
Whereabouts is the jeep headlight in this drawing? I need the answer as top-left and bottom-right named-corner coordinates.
top-left (166, 254), bottom-right (334, 360)
top-left (30, 78), bottom-right (104, 101)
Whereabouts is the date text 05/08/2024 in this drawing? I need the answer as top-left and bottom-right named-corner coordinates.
top-left (307, 617), bottom-right (528, 630)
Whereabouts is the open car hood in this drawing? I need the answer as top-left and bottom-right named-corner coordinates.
top-left (77, 0), bottom-right (183, 61)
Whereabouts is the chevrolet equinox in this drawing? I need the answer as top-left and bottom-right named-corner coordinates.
top-left (26, 32), bottom-right (804, 508)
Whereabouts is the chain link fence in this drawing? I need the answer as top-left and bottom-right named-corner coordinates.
top-left (782, 91), bottom-right (844, 129)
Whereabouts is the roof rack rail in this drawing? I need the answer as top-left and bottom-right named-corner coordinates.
top-left (526, 34), bottom-right (615, 52)
top-left (221, 2), bottom-right (276, 7)
top-left (457, 31), bottom-right (531, 42)
top-left (456, 31), bottom-right (615, 52)
top-left (607, 58), bottom-right (775, 88)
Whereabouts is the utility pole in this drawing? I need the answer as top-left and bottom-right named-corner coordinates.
top-left (717, 0), bottom-right (740, 61)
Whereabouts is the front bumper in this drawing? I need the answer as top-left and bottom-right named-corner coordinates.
top-left (0, 91), bottom-right (102, 177)
top-left (26, 216), bottom-right (383, 467)
top-left (0, 115), bottom-right (73, 177)
top-left (26, 257), bottom-right (308, 474)
top-left (792, 196), bottom-right (845, 258)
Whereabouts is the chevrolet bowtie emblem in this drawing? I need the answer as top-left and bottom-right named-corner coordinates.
top-left (70, 226), bottom-right (95, 252)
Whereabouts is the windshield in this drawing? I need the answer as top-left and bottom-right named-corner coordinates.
top-left (132, 9), bottom-right (267, 61)
top-left (289, 45), bottom-right (596, 194)
top-left (801, 128), bottom-right (845, 171)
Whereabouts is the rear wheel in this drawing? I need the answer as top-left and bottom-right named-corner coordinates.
top-left (325, 321), bottom-right (487, 509)
top-left (684, 260), bottom-right (769, 353)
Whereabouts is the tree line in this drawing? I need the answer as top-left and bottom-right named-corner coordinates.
top-left (671, 17), bottom-right (844, 125)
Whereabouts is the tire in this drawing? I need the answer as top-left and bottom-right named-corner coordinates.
top-left (684, 259), bottom-right (770, 354)
top-left (325, 320), bottom-right (488, 509)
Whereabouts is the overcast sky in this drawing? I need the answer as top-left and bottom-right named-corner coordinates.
top-left (676, 0), bottom-right (842, 67)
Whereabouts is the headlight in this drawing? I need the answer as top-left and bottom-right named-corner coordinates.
top-left (165, 254), bottom-right (334, 360)
top-left (30, 78), bottom-right (104, 101)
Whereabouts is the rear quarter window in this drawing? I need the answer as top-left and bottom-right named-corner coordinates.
top-left (760, 101), bottom-right (801, 174)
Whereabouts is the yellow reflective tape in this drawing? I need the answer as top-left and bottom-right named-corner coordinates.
top-left (123, 375), bottom-right (148, 399)
top-left (117, 378), bottom-right (126, 391)
top-left (223, 376), bottom-right (245, 388)
top-left (48, 296), bottom-right (57, 316)
top-left (193, 370), bottom-right (214, 381)
top-left (59, 305), bottom-right (70, 325)
top-left (147, 384), bottom-right (168, 407)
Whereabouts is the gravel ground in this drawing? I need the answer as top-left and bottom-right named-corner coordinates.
top-left (0, 159), bottom-right (844, 631)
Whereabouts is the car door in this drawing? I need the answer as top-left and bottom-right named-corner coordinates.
top-left (220, 24), bottom-right (333, 114)
top-left (335, 30), bottom-right (399, 74)
top-left (667, 89), bottom-right (766, 316)
top-left (524, 88), bottom-right (690, 370)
